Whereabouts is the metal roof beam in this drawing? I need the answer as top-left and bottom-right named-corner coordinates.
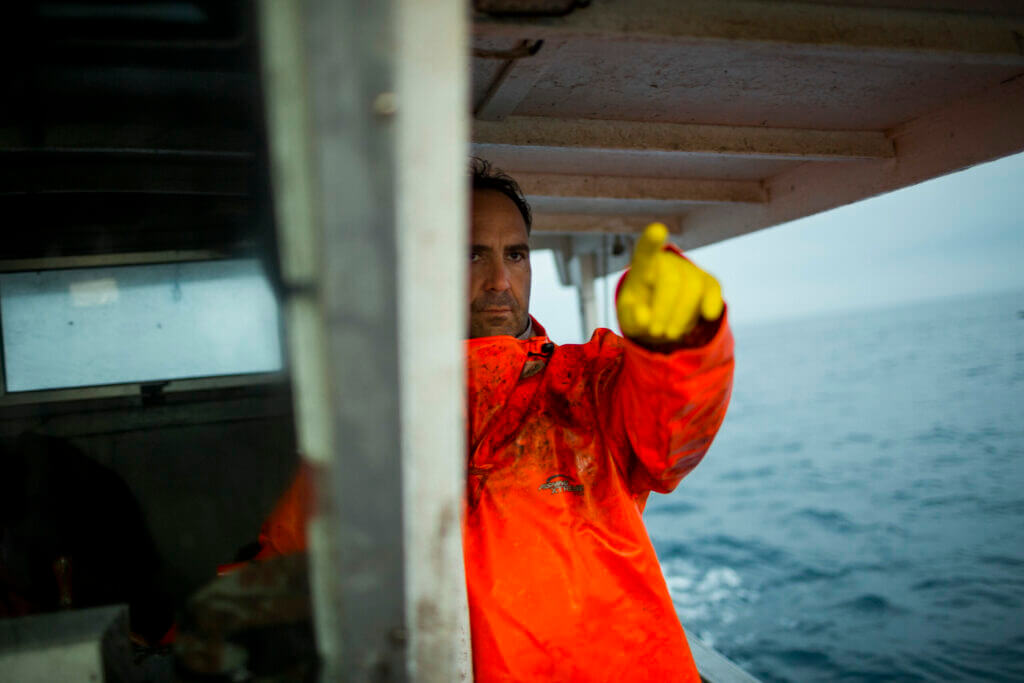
top-left (675, 74), bottom-right (1024, 250)
top-left (474, 39), bottom-right (564, 121)
top-left (475, 117), bottom-right (895, 161)
top-left (517, 172), bottom-right (765, 203)
top-left (532, 213), bottom-right (682, 234)
top-left (474, 0), bottom-right (1024, 65)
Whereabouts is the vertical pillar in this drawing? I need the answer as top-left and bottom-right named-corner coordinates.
top-left (258, 0), bottom-right (470, 679)
top-left (573, 252), bottom-right (599, 339)
top-left (395, 0), bottom-right (472, 680)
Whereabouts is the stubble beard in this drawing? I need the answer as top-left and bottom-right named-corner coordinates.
top-left (469, 292), bottom-right (528, 338)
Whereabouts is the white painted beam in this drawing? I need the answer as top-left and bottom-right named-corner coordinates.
top-left (475, 117), bottom-right (895, 161)
top-left (517, 173), bottom-right (766, 203)
top-left (474, 0), bottom-right (1024, 66)
top-left (676, 74), bottom-right (1024, 250)
top-left (260, 0), bottom-right (471, 679)
top-left (532, 213), bottom-right (681, 234)
top-left (396, 0), bottom-right (473, 679)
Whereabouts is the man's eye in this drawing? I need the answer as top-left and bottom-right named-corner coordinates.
top-left (508, 252), bottom-right (526, 262)
top-left (470, 252), bottom-right (481, 263)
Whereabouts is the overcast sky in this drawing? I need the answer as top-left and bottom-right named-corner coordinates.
top-left (530, 151), bottom-right (1024, 345)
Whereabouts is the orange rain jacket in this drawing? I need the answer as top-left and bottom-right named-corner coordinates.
top-left (462, 314), bottom-right (733, 681)
top-left (255, 303), bottom-right (734, 682)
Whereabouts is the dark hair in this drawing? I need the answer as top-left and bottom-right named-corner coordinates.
top-left (471, 157), bottom-right (532, 234)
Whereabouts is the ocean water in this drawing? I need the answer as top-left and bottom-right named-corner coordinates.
top-left (647, 288), bottom-right (1024, 682)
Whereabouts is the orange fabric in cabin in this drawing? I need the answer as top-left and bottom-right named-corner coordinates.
top-left (257, 314), bottom-right (733, 681)
top-left (255, 462), bottom-right (313, 560)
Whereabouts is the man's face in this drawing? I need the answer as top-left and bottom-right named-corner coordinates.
top-left (469, 189), bottom-right (531, 338)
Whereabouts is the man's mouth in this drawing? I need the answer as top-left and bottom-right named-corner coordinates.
top-left (472, 294), bottom-right (518, 316)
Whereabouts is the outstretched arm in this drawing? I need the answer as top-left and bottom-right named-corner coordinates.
top-left (611, 223), bottom-right (734, 495)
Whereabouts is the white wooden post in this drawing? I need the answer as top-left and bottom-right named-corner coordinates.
top-left (259, 0), bottom-right (470, 678)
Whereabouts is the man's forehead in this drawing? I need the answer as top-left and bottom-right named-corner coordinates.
top-left (471, 190), bottom-right (528, 243)
top-left (472, 189), bottom-right (525, 223)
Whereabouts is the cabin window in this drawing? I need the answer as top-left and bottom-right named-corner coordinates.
top-left (0, 258), bottom-right (283, 392)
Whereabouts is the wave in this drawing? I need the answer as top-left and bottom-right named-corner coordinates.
top-left (645, 499), bottom-right (701, 516)
top-left (786, 507), bottom-right (860, 534)
top-left (832, 594), bottom-right (905, 615)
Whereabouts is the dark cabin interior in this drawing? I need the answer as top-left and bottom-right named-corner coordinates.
top-left (0, 0), bottom-right (299, 633)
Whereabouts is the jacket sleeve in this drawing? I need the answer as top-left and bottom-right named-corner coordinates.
top-left (608, 304), bottom-right (735, 497)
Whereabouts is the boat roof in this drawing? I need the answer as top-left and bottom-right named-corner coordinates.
top-left (470, 0), bottom-right (1024, 252)
top-left (2, 1), bottom-right (1021, 268)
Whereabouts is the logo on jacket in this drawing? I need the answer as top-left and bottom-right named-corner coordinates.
top-left (539, 474), bottom-right (584, 496)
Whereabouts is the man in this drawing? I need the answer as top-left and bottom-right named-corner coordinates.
top-left (461, 159), bottom-right (733, 681)
top-left (254, 159), bottom-right (734, 681)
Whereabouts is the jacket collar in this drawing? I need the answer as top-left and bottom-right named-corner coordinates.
top-left (523, 315), bottom-right (547, 339)
top-left (466, 315), bottom-right (552, 356)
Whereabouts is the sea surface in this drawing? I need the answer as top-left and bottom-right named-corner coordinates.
top-left (646, 288), bottom-right (1024, 682)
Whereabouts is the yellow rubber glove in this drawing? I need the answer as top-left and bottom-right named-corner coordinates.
top-left (617, 223), bottom-right (724, 343)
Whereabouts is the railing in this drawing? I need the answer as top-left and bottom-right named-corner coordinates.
top-left (689, 634), bottom-right (762, 683)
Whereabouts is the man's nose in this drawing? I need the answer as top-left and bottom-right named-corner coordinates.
top-left (483, 261), bottom-right (511, 291)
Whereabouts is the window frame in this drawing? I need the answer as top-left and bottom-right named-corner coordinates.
top-left (0, 251), bottom-right (288, 406)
